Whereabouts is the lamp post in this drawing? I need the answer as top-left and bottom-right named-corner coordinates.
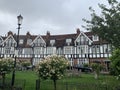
top-left (11, 14), bottom-right (23, 87)
top-left (32, 43), bottom-right (35, 66)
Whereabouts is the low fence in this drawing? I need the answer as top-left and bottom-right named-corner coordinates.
top-left (0, 79), bottom-right (25, 90)
top-left (37, 81), bottom-right (120, 90)
top-left (1, 78), bottom-right (120, 90)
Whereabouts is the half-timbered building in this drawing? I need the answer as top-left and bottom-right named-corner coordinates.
top-left (0, 29), bottom-right (111, 70)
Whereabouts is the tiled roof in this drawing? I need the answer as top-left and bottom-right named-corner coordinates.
top-left (43, 33), bottom-right (78, 47)
top-left (1, 30), bottom-right (109, 48)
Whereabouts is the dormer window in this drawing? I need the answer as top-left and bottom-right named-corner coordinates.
top-left (27, 39), bottom-right (32, 45)
top-left (50, 40), bottom-right (55, 46)
top-left (92, 35), bottom-right (99, 41)
top-left (66, 38), bottom-right (72, 45)
top-left (19, 39), bottom-right (24, 44)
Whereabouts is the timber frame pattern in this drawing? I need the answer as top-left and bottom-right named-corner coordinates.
top-left (0, 29), bottom-right (111, 70)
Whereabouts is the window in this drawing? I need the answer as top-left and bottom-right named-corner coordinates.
top-left (77, 45), bottom-right (85, 54)
top-left (92, 45), bottom-right (100, 53)
top-left (66, 39), bottom-right (71, 43)
top-left (66, 39), bottom-right (72, 45)
top-left (5, 47), bottom-right (11, 54)
top-left (81, 35), bottom-right (84, 41)
top-left (64, 46), bottom-right (74, 54)
top-left (10, 47), bottom-right (14, 54)
top-left (19, 39), bottom-right (24, 44)
top-left (6, 38), bottom-right (15, 47)
top-left (47, 47), bottom-right (56, 54)
top-left (24, 48), bottom-right (32, 54)
top-left (50, 40), bottom-right (55, 46)
top-left (96, 45), bottom-right (100, 53)
top-left (34, 38), bottom-right (45, 47)
top-left (104, 44), bottom-right (110, 53)
top-left (34, 47), bottom-right (44, 54)
top-left (27, 39), bottom-right (32, 45)
top-left (57, 47), bottom-right (63, 55)
top-left (92, 35), bottom-right (99, 41)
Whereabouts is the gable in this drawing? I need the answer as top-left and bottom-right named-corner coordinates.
top-left (31, 35), bottom-right (46, 47)
top-left (1, 35), bottom-right (16, 46)
top-left (75, 32), bottom-right (92, 45)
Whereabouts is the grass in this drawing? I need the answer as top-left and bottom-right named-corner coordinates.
top-left (6, 71), bottom-right (37, 90)
top-left (3, 71), bottom-right (120, 90)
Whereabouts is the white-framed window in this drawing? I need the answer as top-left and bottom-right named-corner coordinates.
top-left (47, 47), bottom-right (56, 54)
top-left (92, 35), bottom-right (99, 41)
top-left (23, 48), bottom-right (32, 54)
top-left (92, 45), bottom-right (100, 53)
top-left (96, 45), bottom-right (100, 53)
top-left (64, 46), bottom-right (74, 54)
top-left (34, 38), bottom-right (45, 47)
top-left (57, 47), bottom-right (63, 55)
top-left (10, 47), bottom-right (15, 54)
top-left (5, 37), bottom-right (16, 47)
top-left (66, 39), bottom-right (72, 45)
top-left (81, 35), bottom-right (84, 41)
top-left (5, 47), bottom-right (11, 54)
top-left (34, 47), bottom-right (44, 54)
top-left (77, 45), bottom-right (86, 54)
top-left (27, 39), bottom-right (32, 45)
top-left (103, 44), bottom-right (111, 53)
top-left (50, 40), bottom-right (55, 46)
top-left (19, 39), bottom-right (24, 44)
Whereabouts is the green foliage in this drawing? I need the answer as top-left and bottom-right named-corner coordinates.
top-left (91, 63), bottom-right (103, 79)
top-left (36, 55), bottom-right (69, 90)
top-left (110, 49), bottom-right (120, 79)
top-left (36, 55), bottom-right (69, 80)
top-left (5, 71), bottom-right (120, 90)
top-left (83, 0), bottom-right (120, 49)
top-left (91, 63), bottom-right (103, 74)
top-left (83, 63), bottom-right (89, 67)
top-left (0, 58), bottom-right (14, 85)
top-left (21, 61), bottom-right (31, 68)
top-left (0, 58), bottom-right (14, 75)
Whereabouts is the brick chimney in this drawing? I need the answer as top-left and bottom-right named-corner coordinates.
top-left (76, 28), bottom-right (80, 35)
top-left (46, 31), bottom-right (50, 36)
top-left (46, 31), bottom-right (50, 45)
top-left (26, 31), bottom-right (31, 38)
top-left (8, 31), bottom-right (13, 36)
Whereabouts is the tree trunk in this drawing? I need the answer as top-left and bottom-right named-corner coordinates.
top-left (94, 72), bottom-right (98, 79)
top-left (53, 79), bottom-right (57, 90)
top-left (36, 79), bottom-right (40, 90)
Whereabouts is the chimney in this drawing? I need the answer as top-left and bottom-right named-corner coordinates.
top-left (8, 31), bottom-right (13, 36)
top-left (26, 31), bottom-right (31, 38)
top-left (46, 31), bottom-right (50, 37)
top-left (76, 28), bottom-right (80, 34)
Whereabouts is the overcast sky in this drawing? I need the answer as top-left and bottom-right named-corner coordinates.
top-left (0, 0), bottom-right (116, 36)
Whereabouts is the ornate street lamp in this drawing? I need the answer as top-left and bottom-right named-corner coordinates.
top-left (11, 14), bottom-right (23, 87)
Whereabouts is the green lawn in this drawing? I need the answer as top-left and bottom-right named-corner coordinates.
top-left (3, 71), bottom-right (120, 90)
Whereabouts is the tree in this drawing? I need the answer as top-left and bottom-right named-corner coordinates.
top-left (36, 55), bottom-right (69, 90)
top-left (83, 0), bottom-right (120, 49)
top-left (0, 58), bottom-right (14, 86)
top-left (91, 63), bottom-right (103, 79)
top-left (110, 49), bottom-right (120, 80)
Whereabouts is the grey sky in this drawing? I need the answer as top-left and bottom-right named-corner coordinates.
top-left (0, 0), bottom-right (113, 36)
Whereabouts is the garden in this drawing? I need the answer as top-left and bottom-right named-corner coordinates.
top-left (0, 54), bottom-right (120, 90)
top-left (1, 70), bottom-right (120, 90)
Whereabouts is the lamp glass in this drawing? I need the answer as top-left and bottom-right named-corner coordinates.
top-left (17, 15), bottom-right (23, 25)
